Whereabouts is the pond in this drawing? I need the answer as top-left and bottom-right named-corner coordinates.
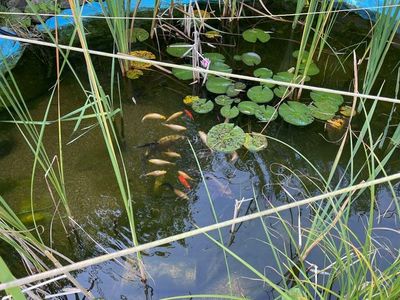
top-left (0, 1), bottom-right (399, 299)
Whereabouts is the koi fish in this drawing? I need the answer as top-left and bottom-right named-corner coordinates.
top-left (178, 175), bottom-right (191, 189)
top-left (178, 170), bottom-right (193, 181)
top-left (162, 123), bottom-right (187, 132)
top-left (158, 135), bottom-right (185, 145)
top-left (148, 159), bottom-right (175, 166)
top-left (166, 111), bottom-right (183, 122)
top-left (230, 151), bottom-right (239, 162)
top-left (145, 170), bottom-right (167, 177)
top-left (198, 131), bottom-right (208, 145)
top-left (184, 109), bottom-right (194, 120)
top-left (141, 113), bottom-right (166, 122)
top-left (163, 151), bottom-right (181, 158)
top-left (174, 188), bottom-right (189, 200)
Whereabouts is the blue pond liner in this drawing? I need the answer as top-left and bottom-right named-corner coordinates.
top-left (0, 27), bottom-right (25, 73)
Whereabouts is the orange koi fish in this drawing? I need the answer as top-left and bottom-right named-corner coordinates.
top-left (178, 175), bottom-right (191, 189)
top-left (184, 109), bottom-right (194, 120)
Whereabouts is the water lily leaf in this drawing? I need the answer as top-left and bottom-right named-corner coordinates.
top-left (279, 101), bottom-right (314, 126)
top-left (234, 82), bottom-right (247, 90)
top-left (215, 95), bottom-right (233, 106)
top-left (310, 91), bottom-right (344, 106)
top-left (233, 55), bottom-right (242, 61)
top-left (129, 50), bottom-right (156, 69)
top-left (207, 123), bottom-right (245, 152)
top-left (226, 84), bottom-right (241, 97)
top-left (203, 52), bottom-right (225, 62)
top-left (242, 28), bottom-right (270, 43)
top-left (292, 50), bottom-right (311, 63)
top-left (192, 98), bottom-right (214, 114)
top-left (205, 31), bottom-right (221, 39)
top-left (340, 105), bottom-right (355, 117)
top-left (127, 69), bottom-right (144, 79)
top-left (241, 52), bottom-right (261, 66)
top-left (209, 61), bottom-right (232, 73)
top-left (233, 98), bottom-right (241, 103)
top-left (244, 132), bottom-right (268, 151)
top-left (299, 62), bottom-right (320, 76)
top-left (254, 67), bottom-right (275, 88)
top-left (273, 71), bottom-right (310, 83)
top-left (255, 105), bottom-right (278, 122)
top-left (274, 86), bottom-right (289, 98)
top-left (131, 28), bottom-right (149, 42)
top-left (220, 105), bottom-right (239, 119)
top-left (166, 43), bottom-right (192, 58)
top-left (206, 76), bottom-right (232, 94)
top-left (276, 287), bottom-right (308, 300)
top-left (309, 102), bottom-right (337, 121)
top-left (238, 101), bottom-right (261, 115)
top-left (247, 86), bottom-right (274, 103)
top-left (172, 65), bottom-right (193, 80)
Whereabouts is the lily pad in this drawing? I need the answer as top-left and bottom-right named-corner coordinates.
top-left (292, 50), bottom-right (311, 63)
top-left (241, 52), bottom-right (261, 66)
top-left (340, 105), bottom-right (355, 117)
top-left (207, 123), bottom-right (246, 152)
top-left (220, 105), bottom-right (239, 119)
top-left (247, 86), bottom-right (274, 103)
top-left (233, 55), bottom-right (242, 61)
top-left (210, 61), bottom-right (232, 73)
top-left (273, 71), bottom-right (310, 83)
top-left (127, 69), bottom-right (144, 79)
top-left (299, 62), bottom-right (320, 76)
top-left (166, 43), bottom-right (192, 58)
top-left (205, 31), bottom-right (221, 39)
top-left (242, 28), bottom-right (270, 43)
top-left (279, 101), bottom-right (314, 126)
top-left (238, 101), bottom-right (261, 115)
top-left (172, 65), bottom-right (193, 80)
top-left (203, 52), bottom-right (225, 62)
top-left (131, 28), bottom-right (149, 42)
top-left (254, 67), bottom-right (275, 88)
top-left (244, 133), bottom-right (268, 151)
top-left (310, 91), bottom-right (344, 107)
top-left (309, 102), bottom-right (337, 121)
top-left (192, 98), bottom-right (214, 114)
top-left (206, 76), bottom-right (232, 94)
top-left (226, 84), bottom-right (241, 97)
top-left (255, 105), bottom-right (278, 122)
top-left (234, 82), bottom-right (247, 90)
top-left (215, 95), bottom-right (234, 106)
top-left (274, 86), bottom-right (289, 98)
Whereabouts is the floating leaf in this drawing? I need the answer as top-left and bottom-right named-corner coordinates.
top-left (273, 71), bottom-right (310, 83)
top-left (234, 82), bottom-right (247, 90)
top-left (241, 52), bottom-right (261, 66)
top-left (310, 91), bottom-right (344, 107)
top-left (215, 95), bottom-right (233, 106)
top-left (242, 28), bottom-right (270, 43)
top-left (247, 86), bottom-right (274, 103)
top-left (209, 61), bottom-right (232, 73)
top-left (253, 67), bottom-right (274, 87)
top-left (183, 95), bottom-right (199, 105)
top-left (292, 50), bottom-right (311, 63)
top-left (238, 101), bottom-right (261, 115)
top-left (205, 31), bottom-right (221, 39)
top-left (172, 65), bottom-right (193, 80)
top-left (233, 55), bottom-right (242, 61)
top-left (192, 98), bottom-right (214, 114)
top-left (226, 84), bottom-right (241, 97)
top-left (203, 52), bottom-right (225, 62)
top-left (255, 105), bottom-right (278, 122)
top-left (276, 287), bottom-right (308, 300)
top-left (340, 105), bottom-right (355, 117)
top-left (309, 102), bottom-right (337, 121)
top-left (166, 43), bottom-right (192, 58)
top-left (206, 76), bottom-right (232, 94)
top-left (207, 123), bottom-right (246, 152)
top-left (299, 62), bottom-right (320, 76)
top-left (244, 132), bottom-right (268, 151)
top-left (274, 86), bottom-right (289, 98)
top-left (279, 101), bottom-right (314, 126)
top-left (220, 105), bottom-right (239, 119)
top-left (126, 69), bottom-right (144, 79)
top-left (129, 50), bottom-right (156, 69)
top-left (131, 28), bottom-right (149, 42)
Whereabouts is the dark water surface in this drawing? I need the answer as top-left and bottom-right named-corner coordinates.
top-left (0, 5), bottom-right (399, 299)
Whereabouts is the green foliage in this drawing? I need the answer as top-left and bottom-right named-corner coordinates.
top-left (238, 101), bottom-right (260, 115)
top-left (278, 101), bottom-right (314, 126)
top-left (206, 76), bottom-right (233, 94)
top-left (241, 52), bottom-right (262, 66)
top-left (247, 86), bottom-right (274, 103)
top-left (244, 132), bottom-right (268, 151)
top-left (166, 43), bottom-right (192, 58)
top-left (220, 105), bottom-right (239, 119)
top-left (172, 65), bottom-right (194, 80)
top-left (192, 98), bottom-right (214, 113)
top-left (209, 61), bottom-right (232, 73)
top-left (310, 91), bottom-right (344, 106)
top-left (215, 95), bottom-right (234, 106)
top-left (25, 0), bottom-right (60, 14)
top-left (207, 123), bottom-right (245, 152)
top-left (255, 105), bottom-right (278, 122)
top-left (131, 28), bottom-right (149, 42)
top-left (203, 52), bottom-right (225, 62)
top-left (242, 28), bottom-right (270, 43)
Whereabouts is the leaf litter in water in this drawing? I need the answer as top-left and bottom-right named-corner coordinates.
top-left (242, 28), bottom-right (270, 43)
top-left (278, 101), bottom-right (314, 126)
top-left (207, 123), bottom-right (246, 152)
top-left (244, 132), bottom-right (268, 151)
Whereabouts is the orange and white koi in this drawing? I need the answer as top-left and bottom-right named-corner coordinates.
top-left (141, 113), bottom-right (166, 122)
top-left (174, 188), bottom-right (189, 200)
top-left (178, 171), bottom-right (193, 181)
top-left (178, 175), bottom-right (191, 189)
top-left (184, 109), bottom-right (194, 120)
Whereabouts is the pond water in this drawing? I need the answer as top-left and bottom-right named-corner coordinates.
top-left (0, 3), bottom-right (399, 299)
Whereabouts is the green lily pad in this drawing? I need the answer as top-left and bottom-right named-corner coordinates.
top-left (241, 52), bottom-right (262, 66)
top-left (255, 105), bottom-right (278, 122)
top-left (247, 86), bottom-right (274, 103)
top-left (207, 123), bottom-right (246, 152)
top-left (273, 71), bottom-right (310, 84)
top-left (220, 105), bottom-right (239, 119)
top-left (172, 65), bottom-right (193, 80)
top-left (244, 133), bottom-right (268, 151)
top-left (203, 52), bottom-right (225, 62)
top-left (233, 55), bottom-right (242, 61)
top-left (242, 28), bottom-right (270, 43)
top-left (215, 95), bottom-right (234, 106)
top-left (340, 105), bottom-right (355, 117)
top-left (238, 101), bottom-right (261, 115)
top-left (209, 61), bottom-right (232, 73)
top-left (276, 287), bottom-right (307, 300)
top-left (206, 76), bottom-right (232, 94)
top-left (292, 50), bottom-right (311, 63)
top-left (234, 82), bottom-right (247, 90)
top-left (166, 43), bottom-right (192, 58)
top-left (254, 67), bottom-right (275, 88)
top-left (226, 84), bottom-right (241, 97)
top-left (310, 91), bottom-right (344, 107)
top-left (233, 98), bottom-right (241, 103)
top-left (309, 102), bottom-right (337, 121)
top-left (131, 28), bottom-right (149, 42)
top-left (299, 62), bottom-right (320, 76)
top-left (279, 101), bottom-right (314, 126)
top-left (192, 98), bottom-right (214, 114)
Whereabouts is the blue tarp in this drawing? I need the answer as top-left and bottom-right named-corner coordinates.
top-left (0, 27), bottom-right (25, 73)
